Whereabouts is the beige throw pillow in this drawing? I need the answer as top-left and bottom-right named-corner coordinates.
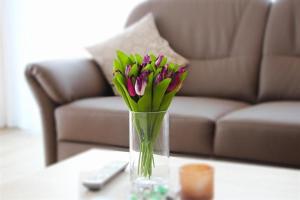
top-left (86, 14), bottom-right (188, 94)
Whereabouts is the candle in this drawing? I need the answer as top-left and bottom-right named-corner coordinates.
top-left (180, 164), bottom-right (214, 200)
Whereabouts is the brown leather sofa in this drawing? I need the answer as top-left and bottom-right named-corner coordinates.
top-left (26, 0), bottom-right (300, 168)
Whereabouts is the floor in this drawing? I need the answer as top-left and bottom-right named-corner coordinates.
top-left (0, 128), bottom-right (44, 185)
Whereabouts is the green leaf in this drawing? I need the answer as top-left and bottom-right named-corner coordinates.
top-left (149, 53), bottom-right (156, 62)
top-left (135, 54), bottom-right (143, 65)
top-left (150, 62), bottom-right (156, 71)
top-left (142, 64), bottom-right (154, 72)
top-left (113, 77), bottom-right (131, 109)
top-left (137, 73), bottom-right (154, 112)
top-left (115, 73), bottom-right (138, 111)
top-left (129, 54), bottom-right (136, 64)
top-left (168, 63), bottom-right (176, 71)
top-left (154, 67), bottom-right (162, 77)
top-left (152, 78), bottom-right (171, 111)
top-left (180, 71), bottom-right (188, 82)
top-left (160, 57), bottom-right (167, 67)
top-left (115, 71), bottom-right (125, 85)
top-left (159, 90), bottom-right (177, 111)
top-left (117, 50), bottom-right (130, 68)
top-left (128, 64), bottom-right (138, 77)
top-left (113, 59), bottom-right (124, 73)
top-left (138, 97), bottom-right (150, 112)
top-left (174, 64), bottom-right (181, 71)
top-left (150, 112), bottom-right (165, 144)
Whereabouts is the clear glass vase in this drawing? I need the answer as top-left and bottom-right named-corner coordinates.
top-left (129, 111), bottom-right (169, 190)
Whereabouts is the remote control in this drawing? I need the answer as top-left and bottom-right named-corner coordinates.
top-left (82, 161), bottom-right (128, 191)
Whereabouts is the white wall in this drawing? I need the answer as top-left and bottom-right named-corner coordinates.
top-left (0, 0), bottom-right (6, 128)
top-left (0, 54), bottom-right (5, 128)
top-left (2, 0), bottom-right (142, 133)
top-left (2, 0), bottom-right (40, 132)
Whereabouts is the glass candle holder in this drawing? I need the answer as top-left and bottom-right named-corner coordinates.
top-left (180, 164), bottom-right (214, 200)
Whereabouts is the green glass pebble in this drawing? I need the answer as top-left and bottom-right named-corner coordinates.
top-left (149, 193), bottom-right (162, 200)
top-left (130, 184), bottom-right (169, 200)
top-left (130, 194), bottom-right (138, 200)
top-left (155, 185), bottom-right (168, 195)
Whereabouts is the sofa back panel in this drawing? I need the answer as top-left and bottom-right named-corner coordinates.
top-left (126, 0), bottom-right (270, 102)
top-left (263, 0), bottom-right (300, 56)
top-left (182, 58), bottom-right (258, 101)
top-left (259, 0), bottom-right (300, 101)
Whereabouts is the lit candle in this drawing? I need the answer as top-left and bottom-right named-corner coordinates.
top-left (180, 164), bottom-right (214, 200)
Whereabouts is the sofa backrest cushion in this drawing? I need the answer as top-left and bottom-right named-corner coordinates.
top-left (126, 0), bottom-right (270, 102)
top-left (259, 0), bottom-right (300, 101)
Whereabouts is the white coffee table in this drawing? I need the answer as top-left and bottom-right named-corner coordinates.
top-left (0, 149), bottom-right (299, 200)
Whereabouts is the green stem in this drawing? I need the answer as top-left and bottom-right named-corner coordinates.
top-left (134, 112), bottom-right (166, 178)
top-left (138, 141), bottom-right (154, 178)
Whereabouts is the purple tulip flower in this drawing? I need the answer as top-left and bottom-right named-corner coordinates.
top-left (127, 78), bottom-right (136, 97)
top-left (155, 66), bottom-right (169, 84)
top-left (162, 66), bottom-right (168, 76)
top-left (167, 75), bottom-right (180, 92)
top-left (155, 54), bottom-right (164, 67)
top-left (167, 66), bottom-right (186, 92)
top-left (142, 55), bottom-right (151, 66)
top-left (178, 66), bottom-right (186, 73)
top-left (135, 71), bottom-right (148, 96)
top-left (155, 73), bottom-right (163, 84)
top-left (154, 67), bottom-right (168, 84)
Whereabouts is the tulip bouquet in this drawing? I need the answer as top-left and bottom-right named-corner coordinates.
top-left (113, 50), bottom-right (187, 178)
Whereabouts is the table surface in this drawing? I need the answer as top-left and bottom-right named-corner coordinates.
top-left (0, 149), bottom-right (299, 200)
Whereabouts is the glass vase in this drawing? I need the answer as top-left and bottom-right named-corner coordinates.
top-left (129, 111), bottom-right (169, 190)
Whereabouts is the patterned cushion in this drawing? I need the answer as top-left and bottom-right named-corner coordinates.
top-left (86, 14), bottom-right (188, 95)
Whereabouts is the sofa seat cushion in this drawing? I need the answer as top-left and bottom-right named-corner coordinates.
top-left (55, 96), bottom-right (248, 156)
top-left (215, 102), bottom-right (300, 166)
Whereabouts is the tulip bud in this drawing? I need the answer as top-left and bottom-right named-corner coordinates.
top-left (167, 66), bottom-right (186, 92)
top-left (167, 74), bottom-right (180, 92)
top-left (178, 66), bottom-right (186, 73)
top-left (155, 73), bottom-right (163, 85)
top-left (135, 72), bottom-right (148, 96)
top-left (142, 55), bottom-right (150, 67)
top-left (127, 78), bottom-right (136, 97)
top-left (161, 66), bottom-right (168, 78)
top-left (155, 54), bottom-right (164, 67)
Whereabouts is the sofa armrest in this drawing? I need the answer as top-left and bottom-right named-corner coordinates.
top-left (25, 58), bottom-right (112, 165)
top-left (26, 58), bottom-right (112, 104)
